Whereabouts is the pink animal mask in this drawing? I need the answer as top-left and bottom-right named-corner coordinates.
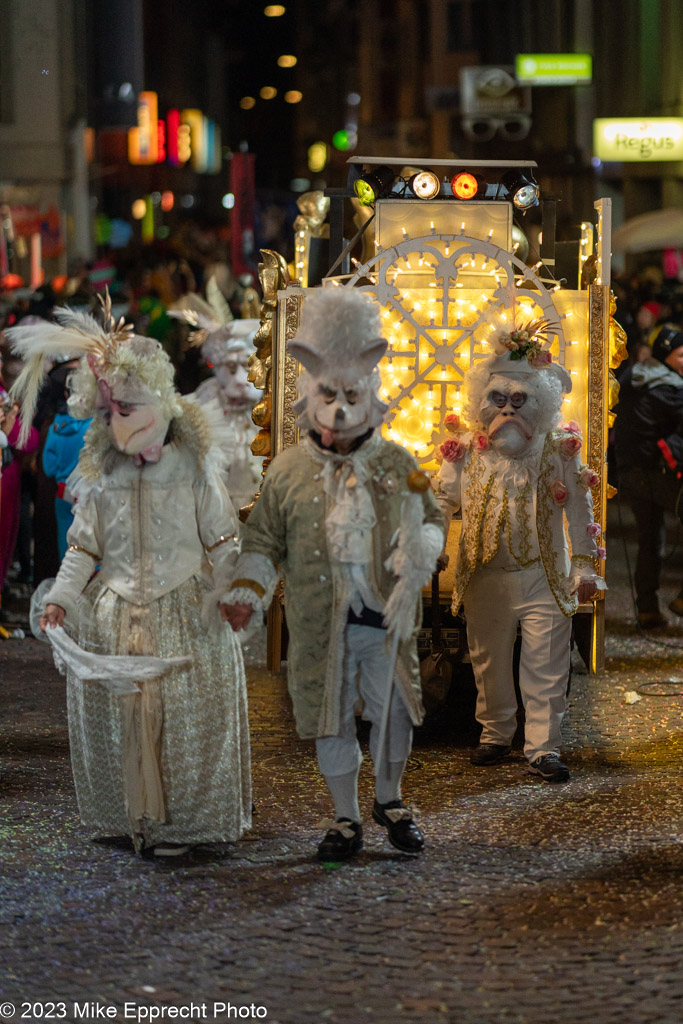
top-left (94, 375), bottom-right (169, 463)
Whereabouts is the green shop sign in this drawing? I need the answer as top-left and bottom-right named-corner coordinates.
top-left (515, 53), bottom-right (592, 85)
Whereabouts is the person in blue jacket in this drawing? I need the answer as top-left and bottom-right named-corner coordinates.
top-left (42, 410), bottom-right (92, 559)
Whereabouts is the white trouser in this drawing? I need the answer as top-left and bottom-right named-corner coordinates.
top-left (463, 562), bottom-right (572, 762)
top-left (315, 624), bottom-right (413, 777)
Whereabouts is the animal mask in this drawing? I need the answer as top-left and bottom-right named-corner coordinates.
top-left (465, 350), bottom-right (571, 457)
top-left (289, 288), bottom-right (388, 447)
top-left (479, 374), bottom-right (541, 457)
top-left (203, 328), bottom-right (261, 412)
top-left (91, 362), bottom-right (169, 462)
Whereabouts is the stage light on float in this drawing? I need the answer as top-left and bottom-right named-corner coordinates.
top-left (450, 172), bottom-right (486, 200)
top-left (501, 170), bottom-right (539, 210)
top-left (408, 170), bottom-right (441, 200)
top-left (353, 165), bottom-right (396, 206)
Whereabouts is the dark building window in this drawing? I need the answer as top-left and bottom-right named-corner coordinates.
top-left (447, 0), bottom-right (479, 52)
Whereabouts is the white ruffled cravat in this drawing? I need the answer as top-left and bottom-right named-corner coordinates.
top-left (321, 454), bottom-right (381, 614)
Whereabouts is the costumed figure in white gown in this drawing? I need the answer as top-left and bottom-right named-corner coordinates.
top-left (436, 312), bottom-right (604, 782)
top-left (8, 300), bottom-right (251, 856)
top-left (222, 288), bottom-right (444, 861)
top-left (169, 281), bottom-right (262, 515)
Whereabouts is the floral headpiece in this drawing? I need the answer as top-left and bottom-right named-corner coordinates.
top-left (489, 316), bottom-right (558, 368)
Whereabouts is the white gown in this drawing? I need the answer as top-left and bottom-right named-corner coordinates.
top-left (45, 401), bottom-right (252, 849)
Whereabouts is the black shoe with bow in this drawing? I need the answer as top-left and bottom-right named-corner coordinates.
top-left (372, 799), bottom-right (424, 854)
top-left (316, 818), bottom-right (363, 861)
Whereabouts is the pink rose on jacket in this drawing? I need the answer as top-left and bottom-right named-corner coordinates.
top-left (472, 431), bottom-right (490, 452)
top-left (579, 466), bottom-right (599, 488)
top-left (530, 350), bottom-right (553, 367)
top-left (559, 434), bottom-right (582, 459)
top-left (561, 420), bottom-right (582, 434)
top-left (587, 522), bottom-right (602, 538)
top-left (597, 546), bottom-right (607, 560)
top-left (440, 438), bottom-right (467, 463)
top-left (444, 413), bottom-right (461, 433)
top-left (549, 478), bottom-right (569, 505)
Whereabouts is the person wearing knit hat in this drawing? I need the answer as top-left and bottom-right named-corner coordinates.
top-left (614, 322), bottom-right (683, 627)
top-left (650, 322), bottom-right (683, 366)
top-left (436, 313), bottom-right (603, 783)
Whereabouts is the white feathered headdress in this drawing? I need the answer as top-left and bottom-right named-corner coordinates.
top-left (168, 277), bottom-right (259, 366)
top-left (8, 294), bottom-right (181, 443)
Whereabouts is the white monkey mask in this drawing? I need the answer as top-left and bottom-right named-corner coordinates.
top-left (479, 374), bottom-right (541, 457)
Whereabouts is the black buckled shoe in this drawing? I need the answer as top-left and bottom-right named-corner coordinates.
top-left (316, 819), bottom-right (363, 861)
top-left (372, 799), bottom-right (424, 854)
top-left (470, 743), bottom-right (511, 766)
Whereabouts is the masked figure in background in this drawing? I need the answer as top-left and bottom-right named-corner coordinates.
top-left (222, 288), bottom-right (444, 861)
top-left (170, 287), bottom-right (261, 514)
top-left (437, 320), bottom-right (604, 783)
top-left (8, 303), bottom-right (251, 856)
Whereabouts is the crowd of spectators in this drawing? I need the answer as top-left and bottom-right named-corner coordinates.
top-left (1, 251), bottom-right (682, 627)
top-left (0, 242), bottom-right (260, 622)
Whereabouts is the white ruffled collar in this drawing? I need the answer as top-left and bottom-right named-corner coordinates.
top-left (479, 435), bottom-right (545, 491)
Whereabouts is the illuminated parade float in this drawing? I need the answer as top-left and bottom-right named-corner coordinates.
top-left (248, 158), bottom-right (621, 675)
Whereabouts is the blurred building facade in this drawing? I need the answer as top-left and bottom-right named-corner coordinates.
top-left (289, 0), bottom-right (683, 241)
top-left (0, 0), bottom-right (87, 280)
top-left (1, 0), bottom-right (681, 279)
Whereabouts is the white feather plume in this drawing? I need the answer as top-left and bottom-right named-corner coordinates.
top-left (7, 312), bottom-right (107, 445)
top-left (206, 275), bottom-right (234, 325)
top-left (168, 294), bottom-right (221, 332)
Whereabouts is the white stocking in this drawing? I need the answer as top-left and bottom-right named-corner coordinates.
top-left (374, 758), bottom-right (406, 806)
top-left (323, 768), bottom-right (361, 824)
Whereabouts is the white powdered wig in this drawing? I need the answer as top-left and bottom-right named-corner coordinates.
top-left (464, 353), bottom-right (567, 435)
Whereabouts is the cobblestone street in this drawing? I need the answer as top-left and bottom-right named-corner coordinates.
top-left (2, 502), bottom-right (683, 1024)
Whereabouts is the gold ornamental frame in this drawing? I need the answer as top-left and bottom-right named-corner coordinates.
top-left (266, 199), bottom-right (613, 673)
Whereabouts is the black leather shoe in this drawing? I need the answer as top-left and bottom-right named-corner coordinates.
top-left (372, 799), bottom-right (424, 854)
top-left (470, 743), bottom-right (511, 766)
top-left (316, 819), bottom-right (363, 861)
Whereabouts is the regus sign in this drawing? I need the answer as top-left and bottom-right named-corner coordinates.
top-left (593, 118), bottom-right (683, 161)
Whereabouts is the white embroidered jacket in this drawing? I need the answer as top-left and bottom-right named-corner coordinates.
top-left (46, 401), bottom-right (240, 623)
top-left (194, 377), bottom-right (261, 514)
top-left (437, 429), bottom-right (600, 617)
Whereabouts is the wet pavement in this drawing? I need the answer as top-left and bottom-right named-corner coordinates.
top-left (2, 500), bottom-right (683, 1024)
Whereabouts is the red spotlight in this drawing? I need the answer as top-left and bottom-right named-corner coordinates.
top-left (450, 172), bottom-right (485, 200)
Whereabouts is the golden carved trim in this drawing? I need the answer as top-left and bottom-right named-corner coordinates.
top-left (272, 286), bottom-right (303, 455)
top-left (587, 282), bottom-right (609, 598)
